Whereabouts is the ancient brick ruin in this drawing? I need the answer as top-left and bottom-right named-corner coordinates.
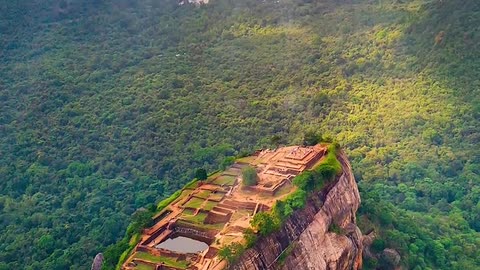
top-left (122, 144), bottom-right (327, 270)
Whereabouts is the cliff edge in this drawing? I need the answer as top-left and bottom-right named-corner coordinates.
top-left (231, 150), bottom-right (363, 270)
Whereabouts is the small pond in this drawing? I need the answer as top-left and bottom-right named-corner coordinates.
top-left (155, 236), bottom-right (209, 253)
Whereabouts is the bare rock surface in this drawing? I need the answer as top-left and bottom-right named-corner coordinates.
top-left (91, 253), bottom-right (103, 270)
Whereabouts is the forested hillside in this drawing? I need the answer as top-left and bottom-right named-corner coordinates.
top-left (0, 0), bottom-right (479, 269)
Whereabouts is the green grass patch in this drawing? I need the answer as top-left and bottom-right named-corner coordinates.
top-left (206, 171), bottom-right (222, 183)
top-left (115, 231), bottom-right (143, 269)
top-left (213, 175), bottom-right (236, 186)
top-left (209, 192), bottom-right (225, 201)
top-left (182, 208), bottom-right (195, 215)
top-left (157, 190), bottom-right (182, 211)
top-left (319, 144), bottom-right (342, 175)
top-left (157, 178), bottom-right (202, 211)
top-left (176, 219), bottom-right (225, 231)
top-left (196, 190), bottom-right (212, 199)
top-left (180, 212), bottom-right (207, 224)
top-left (184, 179), bottom-right (199, 190)
top-left (134, 252), bottom-right (188, 269)
top-left (116, 247), bottom-right (134, 270)
top-left (328, 223), bottom-right (346, 235)
top-left (236, 156), bottom-right (257, 164)
top-left (129, 233), bottom-right (141, 246)
top-left (134, 262), bottom-right (155, 270)
top-left (202, 200), bottom-right (217, 211)
top-left (183, 197), bottom-right (205, 209)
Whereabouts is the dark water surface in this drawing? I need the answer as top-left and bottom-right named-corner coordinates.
top-left (155, 236), bottom-right (209, 253)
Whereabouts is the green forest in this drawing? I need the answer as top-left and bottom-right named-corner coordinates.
top-left (0, 0), bottom-right (479, 269)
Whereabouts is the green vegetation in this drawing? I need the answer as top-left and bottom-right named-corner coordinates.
top-left (176, 219), bottom-right (225, 231)
top-left (241, 166), bottom-right (259, 186)
top-left (134, 263), bottom-right (155, 270)
top-left (195, 168), bottom-right (208, 181)
top-left (102, 207), bottom-right (156, 270)
top-left (0, 0), bottom-right (479, 269)
top-left (182, 208), bottom-right (195, 215)
top-left (251, 212), bottom-right (280, 236)
top-left (195, 190), bottom-right (212, 199)
top-left (134, 252), bottom-right (188, 269)
top-left (183, 198), bottom-right (205, 209)
top-left (328, 223), bottom-right (345, 235)
top-left (202, 200), bottom-right (217, 211)
top-left (157, 190), bottom-right (182, 211)
top-left (212, 175), bottom-right (236, 186)
top-left (218, 242), bottom-right (245, 264)
top-left (180, 212), bottom-right (207, 224)
top-left (243, 228), bottom-right (258, 248)
top-left (184, 179), bottom-right (199, 190)
top-left (303, 131), bottom-right (323, 146)
top-left (209, 192), bottom-right (225, 201)
top-left (293, 144), bottom-right (341, 192)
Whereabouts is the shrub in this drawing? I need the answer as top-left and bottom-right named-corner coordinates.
top-left (293, 171), bottom-right (315, 190)
top-left (371, 239), bottom-right (386, 253)
top-left (157, 190), bottom-right (182, 211)
top-left (303, 131), bottom-right (322, 146)
top-left (244, 228), bottom-right (258, 248)
top-left (250, 212), bottom-right (280, 236)
top-left (284, 189), bottom-right (307, 211)
top-left (218, 242), bottom-right (245, 264)
top-left (328, 223), bottom-right (345, 235)
top-left (242, 166), bottom-right (258, 186)
top-left (195, 168), bottom-right (207, 180)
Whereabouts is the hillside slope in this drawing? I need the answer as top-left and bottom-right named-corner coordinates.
top-left (0, 0), bottom-right (479, 269)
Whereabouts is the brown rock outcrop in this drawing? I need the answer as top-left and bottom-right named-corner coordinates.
top-left (230, 151), bottom-right (363, 270)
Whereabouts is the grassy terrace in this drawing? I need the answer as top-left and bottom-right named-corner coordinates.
top-left (176, 219), bottom-right (225, 231)
top-left (182, 208), bottom-right (195, 215)
top-left (196, 190), bottom-right (212, 199)
top-left (134, 252), bottom-right (188, 269)
top-left (236, 156), bottom-right (257, 164)
top-left (209, 192), bottom-right (225, 201)
top-left (202, 201), bottom-right (217, 211)
top-left (180, 212), bottom-right (208, 224)
top-left (212, 175), bottom-right (236, 186)
top-left (206, 172), bottom-right (222, 181)
top-left (134, 262), bottom-right (155, 270)
top-left (183, 197), bottom-right (205, 209)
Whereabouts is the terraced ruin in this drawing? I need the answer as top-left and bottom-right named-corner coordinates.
top-left (122, 145), bottom-right (327, 270)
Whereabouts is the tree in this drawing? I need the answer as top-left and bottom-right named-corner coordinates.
top-left (195, 168), bottom-right (207, 180)
top-left (303, 131), bottom-right (322, 146)
top-left (37, 234), bottom-right (55, 253)
top-left (242, 166), bottom-right (258, 186)
top-left (127, 209), bottom-right (154, 235)
top-left (250, 212), bottom-right (279, 236)
top-left (243, 228), bottom-right (258, 248)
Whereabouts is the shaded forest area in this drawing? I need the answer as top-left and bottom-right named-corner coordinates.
top-left (0, 0), bottom-right (479, 269)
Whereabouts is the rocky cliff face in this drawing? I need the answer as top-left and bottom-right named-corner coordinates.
top-left (231, 151), bottom-right (363, 270)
